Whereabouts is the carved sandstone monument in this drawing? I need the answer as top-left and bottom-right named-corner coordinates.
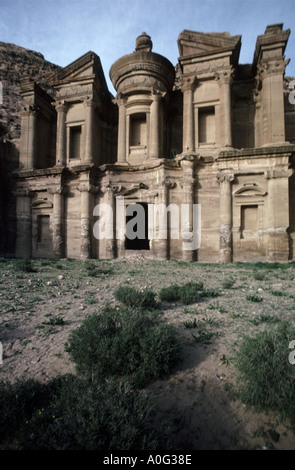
top-left (2, 24), bottom-right (295, 262)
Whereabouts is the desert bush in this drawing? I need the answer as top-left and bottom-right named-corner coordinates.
top-left (0, 378), bottom-right (51, 443)
top-left (254, 271), bottom-right (266, 281)
top-left (159, 281), bottom-right (218, 305)
top-left (114, 285), bottom-right (157, 309)
top-left (158, 284), bottom-right (182, 302)
top-left (246, 294), bottom-right (263, 302)
top-left (222, 278), bottom-right (235, 289)
top-left (85, 262), bottom-right (113, 277)
top-left (65, 306), bottom-right (180, 387)
top-left (15, 259), bottom-right (36, 273)
top-left (236, 322), bottom-right (295, 430)
top-left (0, 375), bottom-right (170, 450)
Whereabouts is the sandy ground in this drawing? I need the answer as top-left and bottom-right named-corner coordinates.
top-left (1, 256), bottom-right (295, 450)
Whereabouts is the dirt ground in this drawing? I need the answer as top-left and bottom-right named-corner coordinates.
top-left (1, 256), bottom-right (295, 450)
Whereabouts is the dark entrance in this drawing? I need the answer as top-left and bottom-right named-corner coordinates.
top-left (125, 202), bottom-right (150, 250)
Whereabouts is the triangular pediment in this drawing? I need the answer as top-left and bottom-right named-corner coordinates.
top-left (178, 30), bottom-right (241, 60)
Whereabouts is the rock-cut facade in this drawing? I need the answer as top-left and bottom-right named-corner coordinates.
top-left (9, 24), bottom-right (295, 262)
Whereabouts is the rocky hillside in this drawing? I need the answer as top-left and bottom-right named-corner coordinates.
top-left (0, 41), bottom-right (61, 141)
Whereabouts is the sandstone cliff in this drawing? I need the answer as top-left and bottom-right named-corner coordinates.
top-left (0, 41), bottom-right (61, 141)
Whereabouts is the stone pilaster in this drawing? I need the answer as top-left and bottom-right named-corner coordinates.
top-left (19, 105), bottom-right (37, 169)
top-left (116, 94), bottom-right (127, 163)
top-left (182, 78), bottom-right (196, 152)
top-left (266, 168), bottom-right (292, 260)
top-left (149, 91), bottom-right (162, 158)
top-left (102, 184), bottom-right (117, 259)
top-left (15, 189), bottom-right (33, 258)
top-left (257, 61), bottom-right (289, 145)
top-left (77, 183), bottom-right (97, 259)
top-left (215, 68), bottom-right (233, 148)
top-left (217, 172), bottom-right (234, 262)
top-left (84, 99), bottom-right (95, 164)
top-left (152, 178), bottom-right (175, 260)
top-left (55, 102), bottom-right (67, 166)
top-left (49, 186), bottom-right (65, 258)
top-left (180, 157), bottom-right (196, 261)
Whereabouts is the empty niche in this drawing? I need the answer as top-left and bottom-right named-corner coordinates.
top-left (130, 113), bottom-right (147, 147)
top-left (69, 125), bottom-right (82, 159)
top-left (199, 106), bottom-right (215, 145)
top-left (241, 205), bottom-right (258, 238)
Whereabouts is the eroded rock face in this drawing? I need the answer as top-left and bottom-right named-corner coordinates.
top-left (0, 41), bottom-right (61, 141)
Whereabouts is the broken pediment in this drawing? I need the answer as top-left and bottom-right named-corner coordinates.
top-left (178, 30), bottom-right (241, 63)
top-left (50, 51), bottom-right (108, 93)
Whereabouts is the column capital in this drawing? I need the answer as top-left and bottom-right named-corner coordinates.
top-left (54, 101), bottom-right (68, 113)
top-left (157, 179), bottom-right (176, 190)
top-left (181, 76), bottom-right (197, 92)
top-left (83, 97), bottom-right (97, 108)
top-left (21, 104), bottom-right (38, 116)
top-left (115, 92), bottom-right (127, 106)
top-left (265, 168), bottom-right (293, 179)
top-left (257, 59), bottom-right (290, 80)
top-left (151, 88), bottom-right (165, 100)
top-left (77, 183), bottom-right (99, 193)
top-left (215, 67), bottom-right (234, 86)
top-left (217, 171), bottom-right (235, 184)
top-left (48, 185), bottom-right (67, 195)
top-left (14, 188), bottom-right (34, 198)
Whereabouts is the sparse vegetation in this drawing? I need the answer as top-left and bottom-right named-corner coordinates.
top-left (2, 257), bottom-right (295, 450)
top-left (158, 281), bottom-right (218, 305)
top-left (114, 285), bottom-right (157, 309)
top-left (236, 322), bottom-right (295, 432)
top-left (246, 294), bottom-right (263, 303)
top-left (0, 375), bottom-right (170, 450)
top-left (65, 305), bottom-right (180, 387)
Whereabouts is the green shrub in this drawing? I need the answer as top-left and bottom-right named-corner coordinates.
top-left (0, 378), bottom-right (57, 443)
top-left (114, 286), bottom-right (157, 309)
top-left (85, 262), bottom-right (113, 277)
top-left (254, 271), bottom-right (266, 281)
top-left (158, 284), bottom-right (182, 302)
top-left (246, 294), bottom-right (263, 302)
top-left (222, 278), bottom-right (236, 289)
top-left (65, 306), bottom-right (180, 387)
top-left (200, 288), bottom-right (219, 299)
top-left (159, 281), bottom-right (218, 305)
top-left (0, 375), bottom-right (170, 450)
top-left (236, 322), bottom-right (295, 430)
top-left (179, 282), bottom-right (204, 305)
top-left (15, 259), bottom-right (36, 273)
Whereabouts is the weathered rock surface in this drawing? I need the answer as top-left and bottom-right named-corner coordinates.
top-left (0, 41), bottom-right (61, 141)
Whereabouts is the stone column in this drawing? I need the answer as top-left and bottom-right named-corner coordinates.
top-left (181, 158), bottom-right (196, 261)
top-left (266, 169), bottom-right (291, 261)
top-left (153, 178), bottom-right (174, 260)
top-left (49, 186), bottom-right (65, 258)
top-left (182, 78), bottom-right (195, 152)
top-left (20, 105), bottom-right (37, 169)
top-left (217, 172), bottom-right (234, 262)
top-left (77, 184), bottom-right (92, 260)
top-left (15, 189), bottom-right (33, 258)
top-left (216, 69), bottom-right (233, 148)
top-left (149, 92), bottom-right (161, 158)
top-left (103, 184), bottom-right (116, 259)
top-left (258, 62), bottom-right (288, 145)
top-left (126, 114), bottom-right (130, 160)
top-left (116, 94), bottom-right (127, 163)
top-left (55, 102), bottom-right (67, 166)
top-left (84, 99), bottom-right (95, 164)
